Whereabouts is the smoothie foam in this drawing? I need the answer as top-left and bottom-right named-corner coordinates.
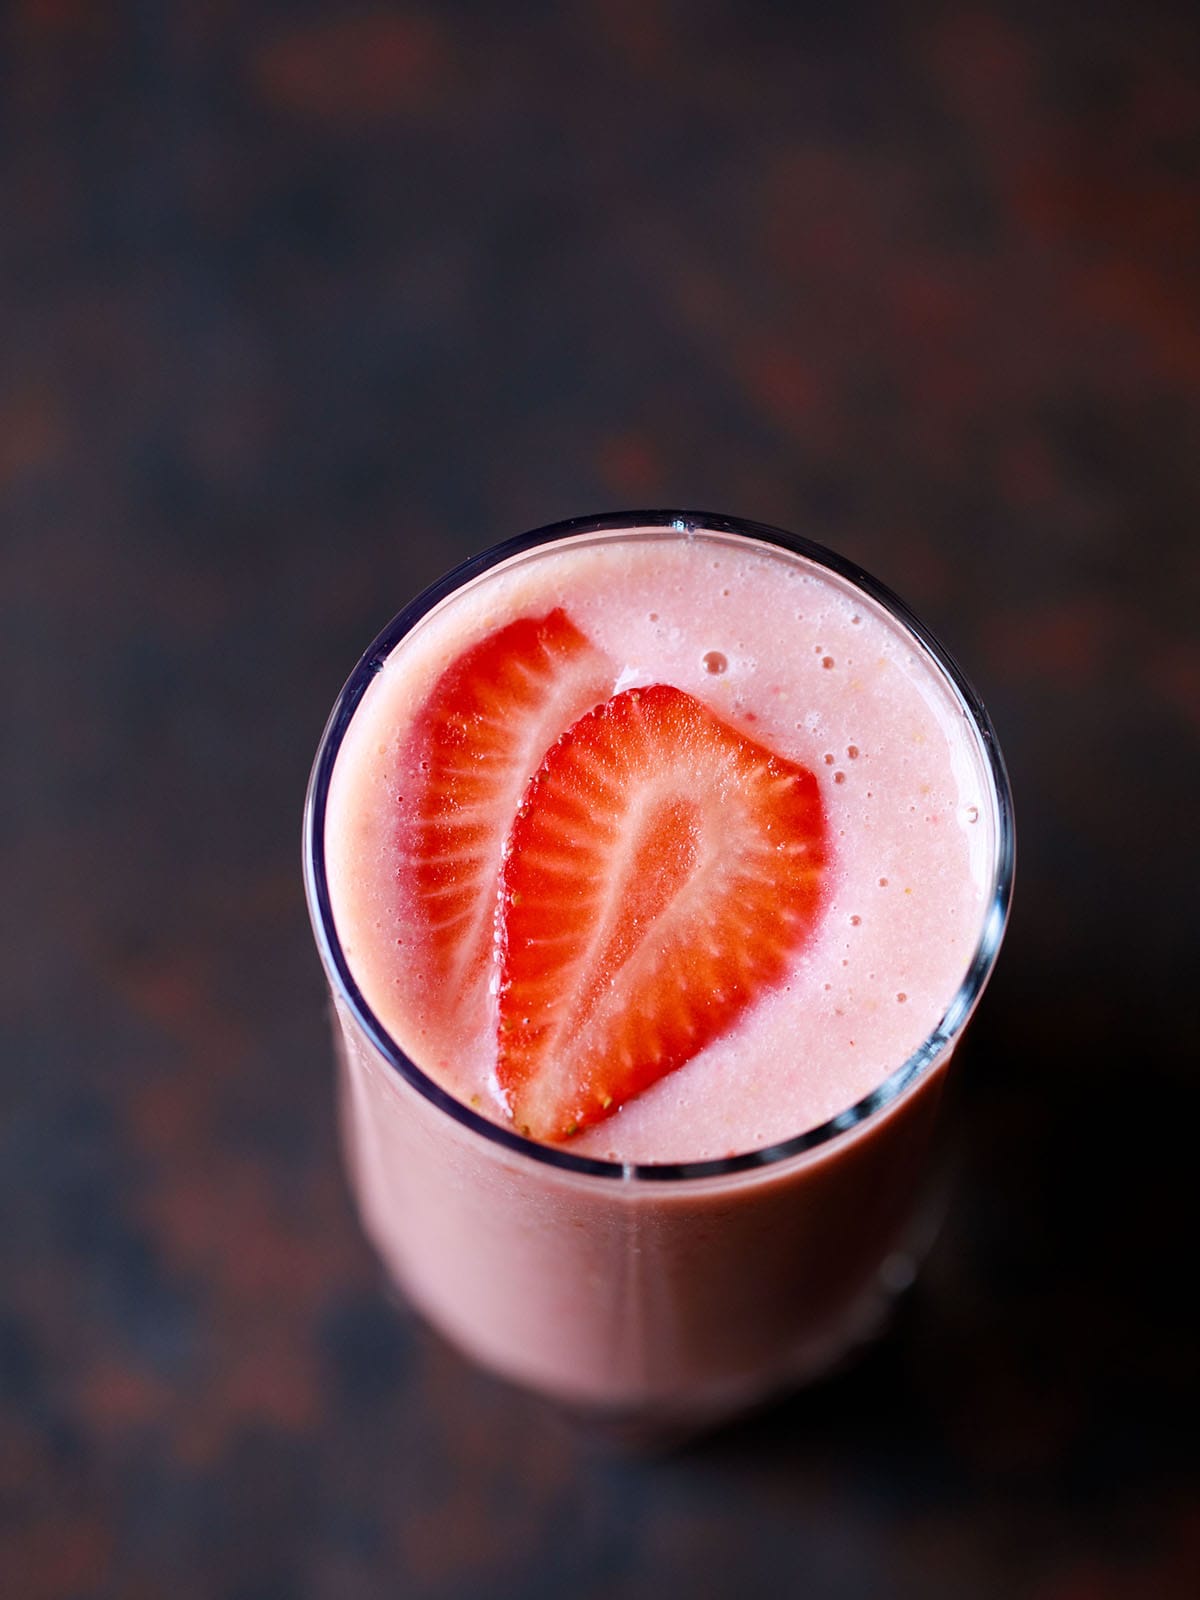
top-left (325, 528), bottom-right (993, 1165)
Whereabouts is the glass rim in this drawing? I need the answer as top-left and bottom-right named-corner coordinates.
top-left (303, 510), bottom-right (1015, 1184)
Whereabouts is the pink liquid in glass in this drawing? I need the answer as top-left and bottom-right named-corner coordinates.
top-left (305, 514), bottom-right (1012, 1429)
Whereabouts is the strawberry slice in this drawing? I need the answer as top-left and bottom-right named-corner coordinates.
top-left (403, 609), bottom-right (613, 1002)
top-left (496, 684), bottom-right (828, 1141)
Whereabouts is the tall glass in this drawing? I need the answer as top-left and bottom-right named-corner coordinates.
top-left (303, 512), bottom-right (1014, 1432)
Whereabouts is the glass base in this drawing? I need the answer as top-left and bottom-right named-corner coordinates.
top-left (387, 1165), bottom-right (950, 1451)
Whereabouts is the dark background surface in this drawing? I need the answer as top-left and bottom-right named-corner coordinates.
top-left (3, 2), bottom-right (1198, 1596)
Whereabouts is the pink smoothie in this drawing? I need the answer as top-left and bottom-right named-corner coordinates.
top-left (326, 528), bottom-right (991, 1163)
top-left (309, 518), bottom-right (1009, 1420)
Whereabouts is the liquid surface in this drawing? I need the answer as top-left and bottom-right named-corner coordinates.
top-left (325, 529), bottom-right (994, 1164)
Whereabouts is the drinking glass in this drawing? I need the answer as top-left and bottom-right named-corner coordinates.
top-left (303, 511), bottom-right (1014, 1433)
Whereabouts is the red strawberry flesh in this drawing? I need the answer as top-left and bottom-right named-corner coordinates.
top-left (496, 684), bottom-right (828, 1141)
top-left (402, 609), bottom-right (613, 1011)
